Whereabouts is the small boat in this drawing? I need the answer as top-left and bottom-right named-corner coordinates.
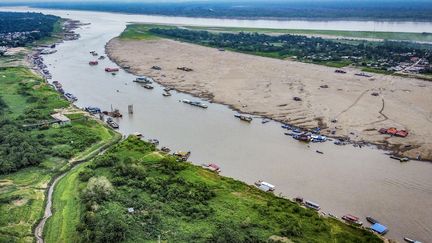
top-left (366, 216), bottom-right (379, 224)
top-left (85, 107), bottom-right (101, 114)
top-left (64, 93), bottom-right (78, 102)
top-left (89, 61), bottom-right (98, 65)
top-left (106, 118), bottom-right (119, 129)
top-left (305, 200), bottom-right (321, 211)
top-left (102, 109), bottom-right (122, 118)
top-left (355, 72), bottom-right (373, 78)
top-left (316, 150), bottom-right (323, 154)
top-left (293, 197), bottom-right (304, 203)
top-left (163, 87), bottom-right (173, 92)
top-left (105, 67), bottom-right (119, 72)
top-left (134, 76), bottom-right (153, 84)
top-left (390, 155), bottom-right (409, 162)
top-left (143, 84), bottom-right (154, 89)
top-left (262, 118), bottom-right (271, 124)
top-left (173, 151), bottom-right (191, 161)
top-left (181, 99), bottom-right (207, 108)
top-left (201, 163), bottom-right (221, 173)
top-left (132, 132), bottom-right (143, 137)
top-left (404, 237), bottom-right (422, 243)
top-left (162, 92), bottom-right (171, 97)
top-left (293, 133), bottom-right (311, 142)
top-left (111, 73), bottom-right (116, 76)
top-left (234, 114), bottom-right (253, 122)
top-left (98, 55), bottom-right (105, 60)
top-left (342, 214), bottom-right (363, 226)
top-left (148, 139), bottom-right (159, 145)
top-left (254, 180), bottom-right (275, 192)
top-left (161, 147), bottom-right (171, 153)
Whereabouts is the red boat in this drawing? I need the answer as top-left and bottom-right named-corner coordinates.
top-left (89, 61), bottom-right (98, 65)
top-left (105, 67), bottom-right (119, 72)
top-left (395, 130), bottom-right (408, 137)
top-left (342, 214), bottom-right (363, 226)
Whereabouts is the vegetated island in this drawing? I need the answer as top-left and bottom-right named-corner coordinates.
top-left (106, 24), bottom-right (432, 161)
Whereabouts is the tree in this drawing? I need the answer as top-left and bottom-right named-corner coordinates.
top-left (82, 176), bottom-right (114, 203)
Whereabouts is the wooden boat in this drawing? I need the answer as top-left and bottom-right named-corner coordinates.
top-left (316, 150), bottom-right (324, 154)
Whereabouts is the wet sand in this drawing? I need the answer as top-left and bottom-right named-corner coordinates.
top-left (107, 38), bottom-right (432, 161)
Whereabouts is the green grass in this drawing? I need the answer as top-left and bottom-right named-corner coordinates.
top-left (119, 24), bottom-right (163, 40)
top-left (65, 137), bottom-right (381, 243)
top-left (44, 162), bottom-right (88, 243)
top-left (0, 65), bottom-right (120, 242)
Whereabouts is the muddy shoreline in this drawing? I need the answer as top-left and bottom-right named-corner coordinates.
top-left (106, 38), bottom-right (432, 162)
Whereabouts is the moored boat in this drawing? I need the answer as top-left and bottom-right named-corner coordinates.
top-left (366, 216), bottom-right (379, 224)
top-left (342, 214), bottom-right (363, 226)
top-left (234, 114), bottom-right (253, 122)
top-left (404, 237), bottom-right (422, 243)
top-left (106, 118), bottom-right (119, 129)
top-left (143, 84), bottom-right (154, 89)
top-left (254, 180), bottom-right (275, 192)
top-left (305, 200), bottom-right (321, 211)
top-left (173, 151), bottom-right (191, 161)
top-left (89, 60), bottom-right (98, 65)
top-left (105, 67), bottom-right (119, 72)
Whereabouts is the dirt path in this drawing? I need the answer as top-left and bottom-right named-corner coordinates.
top-left (34, 135), bottom-right (121, 243)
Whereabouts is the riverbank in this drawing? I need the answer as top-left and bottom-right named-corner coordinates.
top-left (53, 135), bottom-right (382, 242)
top-left (106, 36), bottom-right (432, 161)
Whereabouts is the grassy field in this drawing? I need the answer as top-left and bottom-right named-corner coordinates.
top-left (60, 136), bottom-right (382, 243)
top-left (119, 24), bottom-right (164, 40)
top-left (0, 65), bottom-right (118, 242)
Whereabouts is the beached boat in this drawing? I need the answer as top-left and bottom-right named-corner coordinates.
top-left (162, 92), bottom-right (171, 97)
top-left (173, 151), bottom-right (191, 161)
top-left (254, 181), bottom-right (275, 192)
top-left (342, 214), bottom-right (363, 226)
top-left (390, 155), bottom-right (409, 162)
top-left (234, 114), bottom-right (253, 122)
top-left (161, 147), bottom-right (171, 153)
top-left (202, 163), bottom-right (221, 173)
top-left (132, 132), bottom-right (143, 137)
top-left (148, 139), bottom-right (159, 145)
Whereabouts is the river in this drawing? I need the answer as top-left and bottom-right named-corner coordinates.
top-left (3, 7), bottom-right (432, 242)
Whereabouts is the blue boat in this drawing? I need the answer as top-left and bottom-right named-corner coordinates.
top-left (370, 223), bottom-right (388, 235)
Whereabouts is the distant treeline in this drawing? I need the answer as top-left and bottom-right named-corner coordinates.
top-left (148, 27), bottom-right (432, 70)
top-left (1, 1), bottom-right (432, 21)
top-left (0, 12), bottom-right (59, 47)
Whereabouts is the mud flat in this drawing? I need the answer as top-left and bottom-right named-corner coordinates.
top-left (106, 37), bottom-right (432, 160)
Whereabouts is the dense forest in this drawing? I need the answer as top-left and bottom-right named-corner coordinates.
top-left (0, 12), bottom-right (59, 47)
top-left (148, 27), bottom-right (432, 70)
top-left (2, 1), bottom-right (432, 21)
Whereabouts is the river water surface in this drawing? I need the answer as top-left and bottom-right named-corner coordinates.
top-left (3, 7), bottom-right (432, 242)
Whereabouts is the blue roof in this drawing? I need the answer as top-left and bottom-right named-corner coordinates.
top-left (371, 223), bottom-right (388, 234)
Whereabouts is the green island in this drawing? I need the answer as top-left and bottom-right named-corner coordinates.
top-left (1, 12), bottom-right (382, 243)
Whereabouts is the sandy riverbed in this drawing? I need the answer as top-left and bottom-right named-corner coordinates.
top-left (106, 38), bottom-right (432, 160)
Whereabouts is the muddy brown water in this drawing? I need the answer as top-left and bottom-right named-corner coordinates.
top-left (2, 7), bottom-right (432, 242)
